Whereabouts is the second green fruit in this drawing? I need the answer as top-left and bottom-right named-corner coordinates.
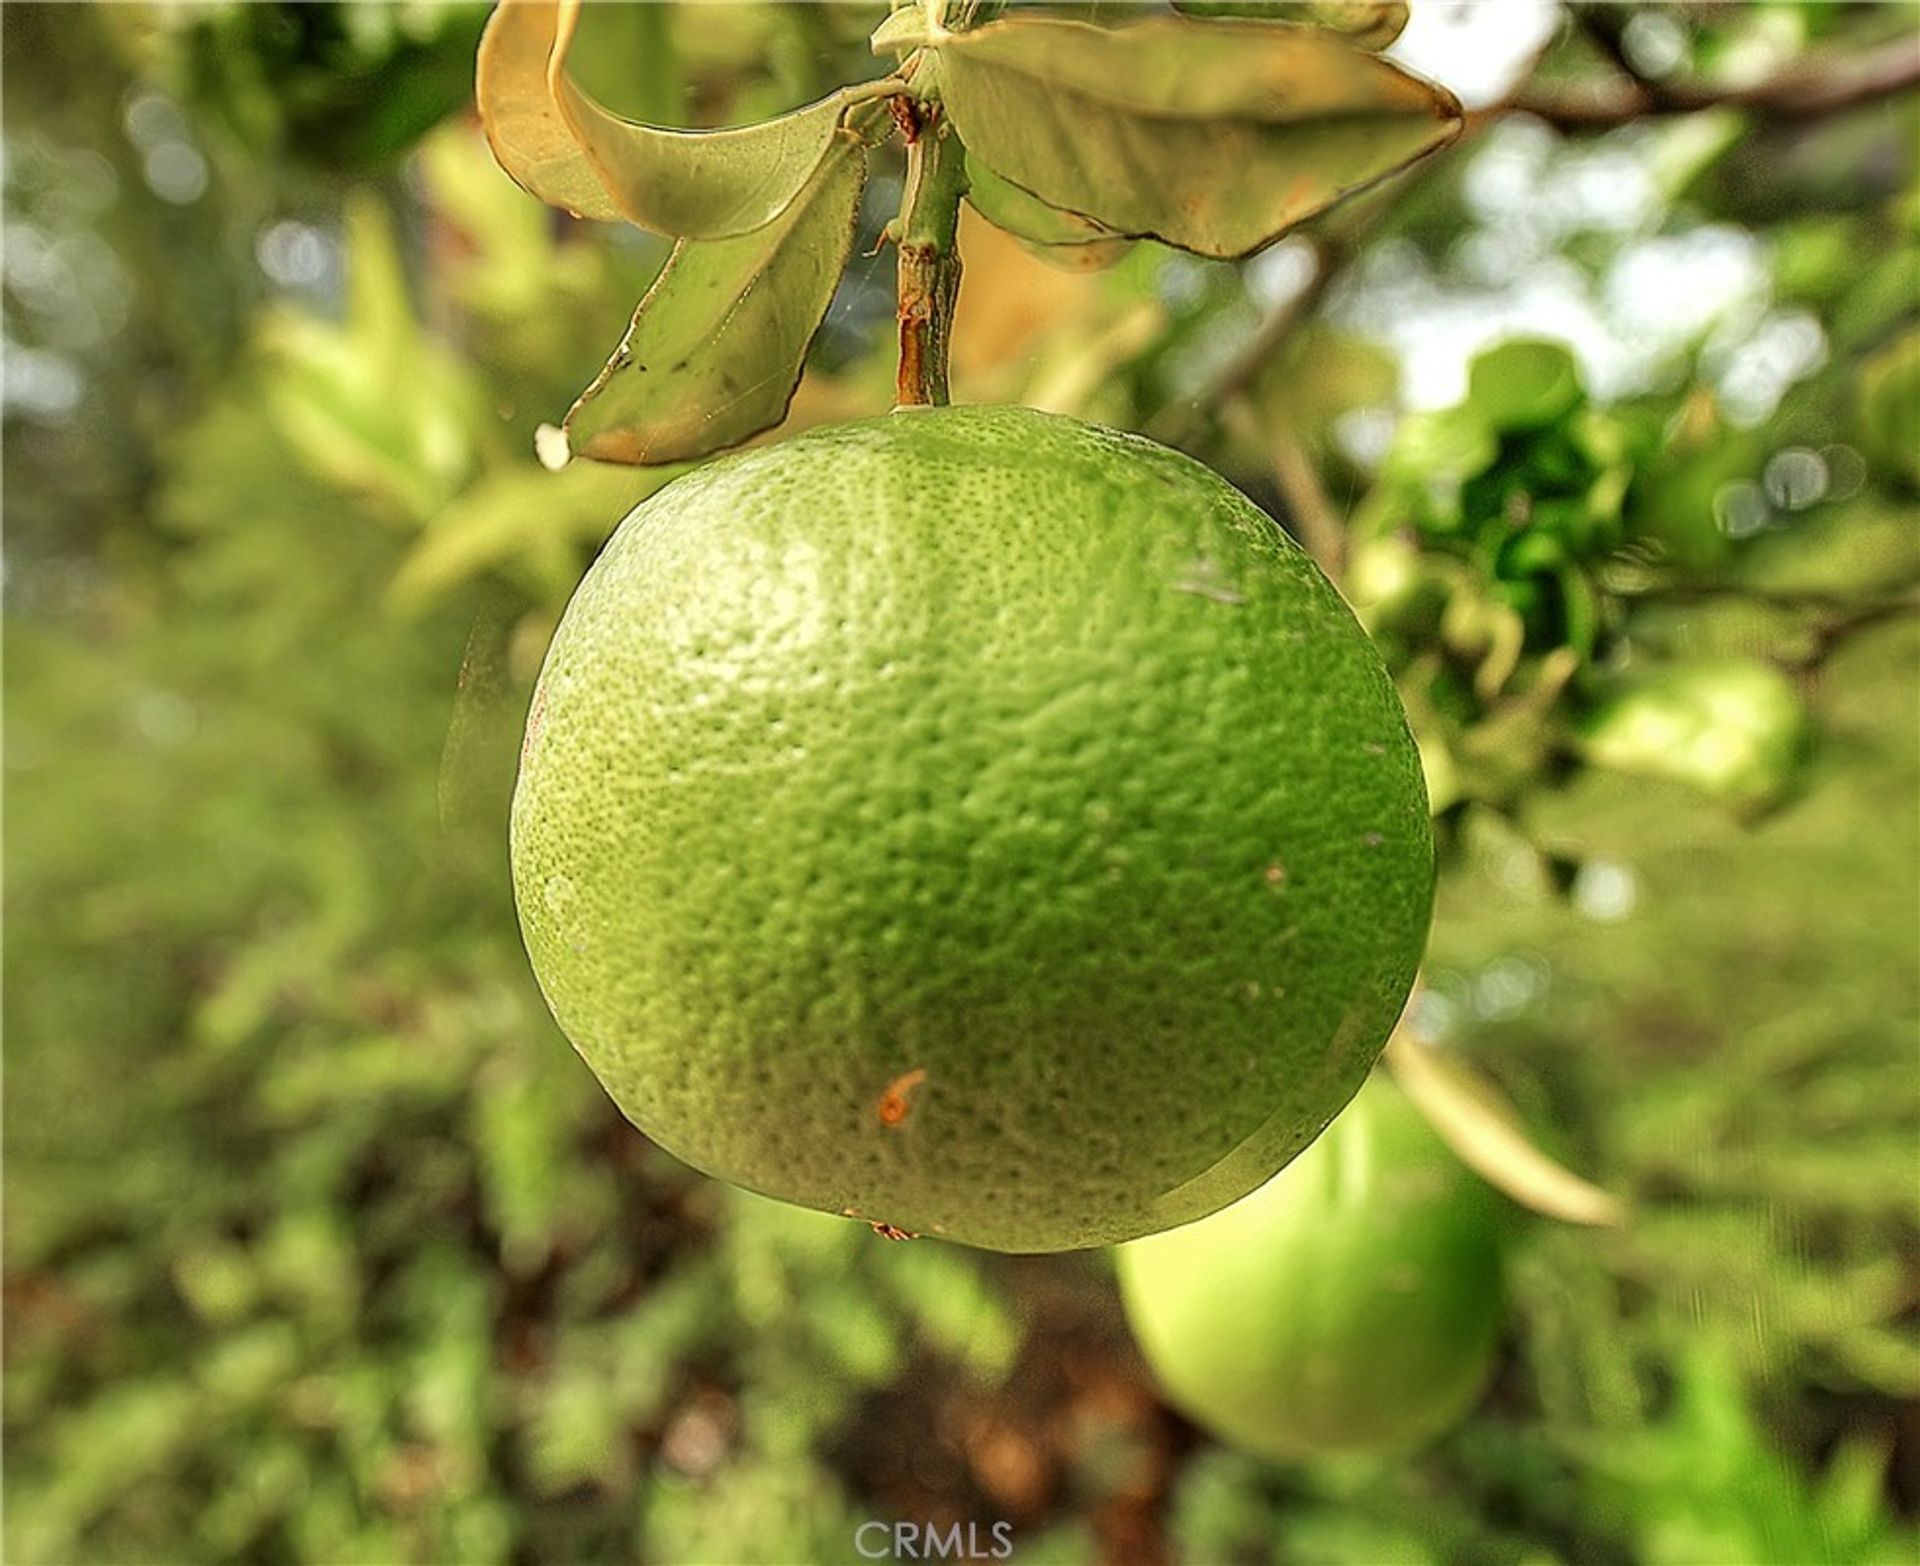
top-left (1118, 1072), bottom-right (1505, 1458)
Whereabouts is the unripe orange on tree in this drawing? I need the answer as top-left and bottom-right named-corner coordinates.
top-left (511, 406), bottom-right (1433, 1252)
top-left (1117, 1071), bottom-right (1505, 1459)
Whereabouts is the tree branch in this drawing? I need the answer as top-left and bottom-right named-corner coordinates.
top-left (1623, 578), bottom-right (1920, 675)
top-left (893, 96), bottom-right (967, 408)
top-left (1780, 593), bottom-right (1920, 675)
top-left (1502, 33), bottom-right (1920, 132)
top-left (1627, 578), bottom-right (1920, 616)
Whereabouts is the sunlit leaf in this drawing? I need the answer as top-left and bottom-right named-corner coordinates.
top-left (963, 152), bottom-right (1135, 271)
top-left (478, 0), bottom-right (891, 237)
top-left (1574, 660), bottom-right (1812, 816)
top-left (1387, 1030), bottom-right (1627, 1227)
top-left (1172, 0), bottom-right (1410, 51)
top-left (258, 194), bottom-right (486, 523)
top-left (390, 460), bottom-right (665, 611)
top-left (1468, 337), bottom-right (1584, 431)
top-left (562, 130), bottom-right (867, 465)
top-left (546, 1), bottom-right (891, 239)
top-left (895, 13), bottom-right (1460, 258)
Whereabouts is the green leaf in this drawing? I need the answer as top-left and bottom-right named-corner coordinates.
top-left (389, 460), bottom-right (664, 610)
top-left (562, 129), bottom-right (867, 465)
top-left (963, 152), bottom-right (1135, 271)
top-left (1468, 338), bottom-right (1584, 431)
top-left (1388, 405), bottom-right (1499, 493)
top-left (257, 194), bottom-right (486, 523)
top-left (1575, 660), bottom-right (1813, 816)
top-left (1172, 0), bottom-right (1410, 51)
top-left (868, 6), bottom-right (927, 59)
top-left (899, 13), bottom-right (1460, 259)
top-left (565, 0), bottom-right (683, 126)
top-left (479, 0), bottom-right (892, 238)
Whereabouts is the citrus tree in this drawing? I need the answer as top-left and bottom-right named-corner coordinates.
top-left (475, 0), bottom-right (1908, 1246)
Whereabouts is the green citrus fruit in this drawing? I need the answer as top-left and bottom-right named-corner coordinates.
top-left (511, 405), bottom-right (1433, 1252)
top-left (1116, 1072), bottom-right (1504, 1459)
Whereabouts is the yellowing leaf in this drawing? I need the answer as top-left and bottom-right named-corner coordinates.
top-left (476, 0), bottom-right (623, 221)
top-left (906, 13), bottom-right (1461, 259)
top-left (1387, 1031), bottom-right (1628, 1228)
top-left (479, 0), bottom-right (893, 238)
top-left (563, 131), bottom-right (867, 466)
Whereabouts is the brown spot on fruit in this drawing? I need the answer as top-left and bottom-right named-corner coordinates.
top-left (877, 1067), bottom-right (928, 1127)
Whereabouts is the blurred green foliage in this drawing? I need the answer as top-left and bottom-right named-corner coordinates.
top-left (5, 3), bottom-right (1918, 1564)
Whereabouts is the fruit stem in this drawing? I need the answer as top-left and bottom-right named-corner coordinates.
top-left (893, 90), bottom-right (967, 407)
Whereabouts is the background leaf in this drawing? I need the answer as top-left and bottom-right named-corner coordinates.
top-left (917, 13), bottom-right (1461, 258)
top-left (1574, 661), bottom-right (1812, 816)
top-left (256, 193), bottom-right (489, 524)
top-left (1857, 327), bottom-right (1920, 489)
top-left (563, 129), bottom-right (867, 465)
top-left (389, 461), bottom-right (667, 611)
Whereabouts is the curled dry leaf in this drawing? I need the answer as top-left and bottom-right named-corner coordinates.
top-left (476, 0), bottom-right (621, 221)
top-left (891, 12), bottom-right (1461, 259)
top-left (478, 0), bottom-right (893, 239)
top-left (562, 130), bottom-right (867, 466)
top-left (1386, 1028), bottom-right (1628, 1228)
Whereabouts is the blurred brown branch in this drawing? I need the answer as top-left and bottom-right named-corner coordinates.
top-left (1630, 579), bottom-right (1920, 675)
top-left (1501, 33), bottom-right (1920, 131)
top-left (1782, 593), bottom-right (1920, 675)
top-left (1631, 579), bottom-right (1920, 616)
